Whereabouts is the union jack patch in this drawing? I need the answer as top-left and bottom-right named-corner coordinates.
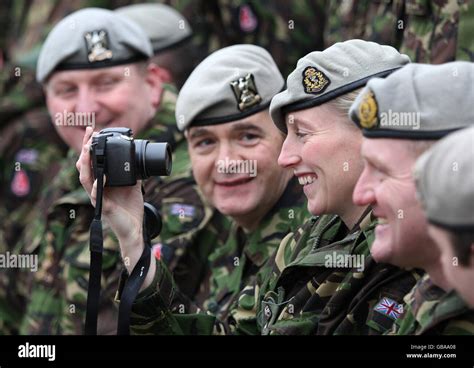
top-left (374, 297), bottom-right (404, 320)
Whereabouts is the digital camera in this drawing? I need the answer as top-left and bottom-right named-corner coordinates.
top-left (90, 127), bottom-right (172, 186)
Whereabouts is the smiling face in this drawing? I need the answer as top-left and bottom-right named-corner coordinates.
top-left (428, 225), bottom-right (474, 308)
top-left (45, 63), bottom-right (162, 153)
top-left (186, 110), bottom-right (292, 230)
top-left (277, 104), bottom-right (366, 226)
top-left (353, 139), bottom-right (437, 268)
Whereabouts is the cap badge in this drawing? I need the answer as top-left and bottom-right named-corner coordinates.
top-left (230, 73), bottom-right (262, 111)
top-left (302, 66), bottom-right (330, 94)
top-left (358, 90), bottom-right (379, 129)
top-left (84, 30), bottom-right (113, 63)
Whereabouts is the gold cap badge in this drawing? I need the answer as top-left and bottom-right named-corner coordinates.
top-left (84, 30), bottom-right (113, 63)
top-left (230, 73), bottom-right (262, 111)
top-left (302, 66), bottom-right (330, 94)
top-left (358, 90), bottom-right (379, 129)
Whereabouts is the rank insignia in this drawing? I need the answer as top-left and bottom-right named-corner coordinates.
top-left (374, 297), bottom-right (404, 320)
top-left (84, 30), bottom-right (113, 63)
top-left (358, 90), bottom-right (379, 129)
top-left (230, 73), bottom-right (262, 111)
top-left (302, 66), bottom-right (330, 94)
top-left (11, 169), bottom-right (30, 197)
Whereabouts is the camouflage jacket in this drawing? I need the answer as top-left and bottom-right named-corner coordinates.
top-left (325, 0), bottom-right (473, 63)
top-left (0, 107), bottom-right (67, 335)
top-left (390, 274), bottom-right (474, 335)
top-left (15, 86), bottom-right (216, 335)
top-left (128, 177), bottom-right (310, 335)
top-left (165, 0), bottom-right (327, 76)
top-left (229, 210), bottom-right (422, 335)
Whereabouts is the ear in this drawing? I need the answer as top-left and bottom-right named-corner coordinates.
top-left (155, 66), bottom-right (173, 84)
top-left (144, 63), bottom-right (164, 109)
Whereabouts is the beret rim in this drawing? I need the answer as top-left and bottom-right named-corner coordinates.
top-left (427, 218), bottom-right (474, 232)
top-left (55, 54), bottom-right (149, 73)
top-left (151, 33), bottom-right (193, 54)
top-left (359, 127), bottom-right (462, 140)
top-left (282, 67), bottom-right (401, 116)
top-left (187, 100), bottom-right (271, 130)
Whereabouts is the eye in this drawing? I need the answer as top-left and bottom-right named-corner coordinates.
top-left (54, 85), bottom-right (76, 97)
top-left (240, 133), bottom-right (259, 142)
top-left (96, 77), bottom-right (118, 90)
top-left (296, 131), bottom-right (308, 139)
top-left (195, 138), bottom-right (215, 148)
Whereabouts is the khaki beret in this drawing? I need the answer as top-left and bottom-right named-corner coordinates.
top-left (350, 62), bottom-right (474, 139)
top-left (115, 3), bottom-right (192, 54)
top-left (270, 39), bottom-right (410, 133)
top-left (415, 126), bottom-right (474, 230)
top-left (37, 7), bottom-right (152, 83)
top-left (176, 44), bottom-right (284, 131)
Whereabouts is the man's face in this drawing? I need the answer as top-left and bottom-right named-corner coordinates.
top-left (45, 63), bottom-right (162, 153)
top-left (277, 104), bottom-right (365, 218)
top-left (353, 139), bottom-right (436, 267)
top-left (186, 110), bottom-right (292, 223)
top-left (428, 225), bottom-right (474, 308)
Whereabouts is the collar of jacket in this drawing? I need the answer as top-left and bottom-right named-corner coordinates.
top-left (288, 208), bottom-right (377, 268)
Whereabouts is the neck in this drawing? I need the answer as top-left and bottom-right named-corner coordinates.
top-left (341, 204), bottom-right (369, 230)
top-left (234, 211), bottom-right (267, 233)
top-left (425, 261), bottom-right (451, 291)
top-left (234, 176), bottom-right (291, 232)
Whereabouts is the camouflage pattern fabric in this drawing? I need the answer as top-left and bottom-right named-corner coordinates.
top-left (9, 86), bottom-right (216, 335)
top-left (128, 177), bottom-right (310, 335)
top-left (230, 210), bottom-right (422, 335)
top-left (325, 0), bottom-right (473, 62)
top-left (164, 0), bottom-right (327, 76)
top-left (389, 274), bottom-right (474, 335)
top-left (0, 108), bottom-right (67, 335)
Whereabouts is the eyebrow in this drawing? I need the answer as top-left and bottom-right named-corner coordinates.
top-left (230, 122), bottom-right (264, 134)
top-left (188, 128), bottom-right (212, 140)
top-left (361, 148), bottom-right (388, 170)
top-left (290, 117), bottom-right (316, 131)
top-left (188, 122), bottom-right (264, 140)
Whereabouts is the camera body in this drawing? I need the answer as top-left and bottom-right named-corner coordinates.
top-left (90, 127), bottom-right (172, 186)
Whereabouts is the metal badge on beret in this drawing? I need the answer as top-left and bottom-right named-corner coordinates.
top-left (358, 90), bottom-right (379, 129)
top-left (84, 30), bottom-right (113, 63)
top-left (302, 66), bottom-right (330, 94)
top-left (230, 73), bottom-right (262, 111)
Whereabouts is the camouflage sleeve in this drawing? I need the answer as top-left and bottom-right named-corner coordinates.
top-left (128, 257), bottom-right (216, 335)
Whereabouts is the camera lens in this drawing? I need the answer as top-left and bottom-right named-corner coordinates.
top-left (135, 140), bottom-right (172, 179)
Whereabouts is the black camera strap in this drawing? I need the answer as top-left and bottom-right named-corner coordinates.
top-left (85, 133), bottom-right (154, 335)
top-left (116, 220), bottom-right (151, 335)
top-left (85, 135), bottom-right (107, 335)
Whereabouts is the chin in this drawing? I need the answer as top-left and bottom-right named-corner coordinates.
top-left (370, 239), bottom-right (393, 264)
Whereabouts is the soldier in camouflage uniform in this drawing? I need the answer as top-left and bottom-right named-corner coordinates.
top-left (9, 7), bottom-right (217, 335)
top-left (325, 0), bottom-right (474, 63)
top-left (77, 44), bottom-right (310, 335)
top-left (414, 127), bottom-right (474, 310)
top-left (350, 62), bottom-right (474, 335)
top-left (163, 0), bottom-right (327, 76)
top-left (0, 0), bottom-right (148, 335)
top-left (225, 40), bottom-right (420, 336)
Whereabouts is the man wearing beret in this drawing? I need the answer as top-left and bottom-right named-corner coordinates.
top-left (226, 39), bottom-right (421, 335)
top-left (351, 61), bottom-right (474, 334)
top-left (77, 44), bottom-right (310, 334)
top-left (13, 7), bottom-right (216, 335)
top-left (412, 126), bottom-right (474, 323)
top-left (115, 3), bottom-right (200, 90)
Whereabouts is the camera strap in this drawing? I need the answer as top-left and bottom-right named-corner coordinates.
top-left (116, 219), bottom-right (151, 335)
top-left (85, 135), bottom-right (107, 336)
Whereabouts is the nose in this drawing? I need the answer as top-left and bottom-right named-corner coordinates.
top-left (215, 140), bottom-right (240, 172)
top-left (75, 87), bottom-right (100, 115)
top-left (278, 135), bottom-right (300, 168)
top-left (352, 167), bottom-right (376, 206)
